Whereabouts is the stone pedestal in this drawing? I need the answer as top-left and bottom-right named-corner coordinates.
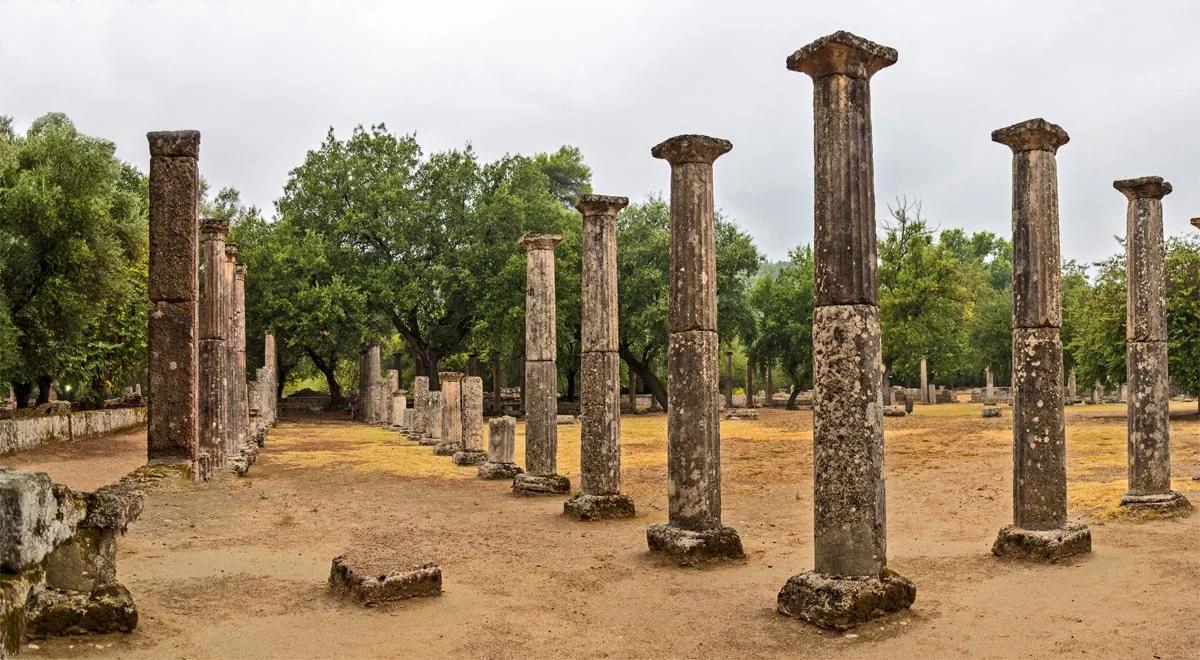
top-left (513, 234), bottom-right (570, 495)
top-left (479, 417), bottom-right (523, 479)
top-left (146, 130), bottom-right (201, 478)
top-left (778, 32), bottom-right (913, 627)
top-left (434, 372), bottom-right (464, 456)
top-left (419, 392), bottom-right (442, 446)
top-left (646, 134), bottom-right (743, 562)
top-left (991, 118), bottom-right (1091, 560)
top-left (454, 376), bottom-right (486, 465)
top-left (1115, 177), bottom-right (1191, 514)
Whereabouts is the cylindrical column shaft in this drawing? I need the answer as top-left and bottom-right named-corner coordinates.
top-left (234, 263), bottom-right (249, 454)
top-left (412, 376), bottom-right (430, 438)
top-left (724, 351), bottom-right (734, 408)
top-left (919, 357), bottom-right (928, 404)
top-left (463, 376), bottom-right (484, 452)
top-left (439, 372), bottom-right (464, 450)
top-left (198, 218), bottom-right (228, 469)
top-left (147, 130), bottom-right (201, 475)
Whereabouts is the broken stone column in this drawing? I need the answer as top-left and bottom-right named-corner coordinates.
top-left (385, 370), bottom-right (399, 426)
top-left (393, 390), bottom-right (409, 431)
top-left (744, 362), bottom-right (755, 408)
top-left (724, 351), bottom-right (734, 408)
top-left (454, 376), bottom-right (487, 465)
top-left (565, 194), bottom-right (635, 521)
top-left (434, 372), bottom-right (464, 456)
top-left (1067, 368), bottom-right (1077, 401)
top-left (364, 344), bottom-right (382, 425)
top-left (233, 262), bottom-right (250, 458)
top-left (411, 376), bottom-right (430, 441)
top-left (222, 245), bottom-right (239, 458)
top-left (513, 234), bottom-right (570, 495)
top-left (1115, 176), bottom-right (1190, 513)
top-left (989, 118), bottom-right (1091, 561)
top-left (777, 32), bottom-right (915, 629)
top-left (882, 366), bottom-right (892, 405)
top-left (478, 416), bottom-right (523, 479)
top-left (919, 357), bottom-right (929, 404)
top-left (263, 333), bottom-right (277, 426)
top-left (146, 130), bottom-right (201, 478)
top-left (985, 365), bottom-right (995, 404)
top-left (198, 218), bottom-right (228, 471)
top-left (644, 134), bottom-right (743, 563)
top-left (422, 391), bottom-right (444, 447)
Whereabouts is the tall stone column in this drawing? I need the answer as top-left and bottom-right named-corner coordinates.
top-left (234, 263), bottom-right (249, 455)
top-left (453, 376), bottom-right (487, 465)
top-left (985, 365), bottom-right (994, 404)
top-left (411, 376), bottom-right (430, 441)
top-left (764, 364), bottom-right (774, 408)
top-left (425, 391), bottom-right (444, 446)
top-left (989, 118), bottom-right (1092, 561)
top-left (566, 194), bottom-right (635, 520)
top-left (146, 130), bottom-right (201, 478)
top-left (264, 333), bottom-right (277, 425)
top-left (724, 351), bottom-right (734, 408)
top-left (919, 357), bottom-right (929, 404)
top-left (385, 370), bottom-right (400, 426)
top-left (198, 218), bottom-right (228, 471)
top-left (513, 234), bottom-right (570, 494)
top-left (745, 362), bottom-right (755, 408)
top-left (777, 32), bottom-right (915, 629)
top-left (1116, 177), bottom-right (1190, 513)
top-left (434, 372), bottom-right (464, 455)
top-left (366, 344), bottom-right (382, 424)
top-left (223, 245), bottom-right (239, 456)
top-left (478, 416), bottom-right (523, 480)
top-left (645, 134), bottom-right (744, 563)
top-left (1067, 367), bottom-right (1077, 401)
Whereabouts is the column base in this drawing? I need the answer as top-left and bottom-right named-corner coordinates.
top-left (776, 569), bottom-right (916, 631)
top-left (1120, 491), bottom-right (1192, 514)
top-left (432, 442), bottom-right (461, 456)
top-left (416, 436), bottom-right (439, 446)
top-left (991, 523), bottom-right (1091, 562)
top-left (645, 523), bottom-right (744, 565)
top-left (477, 461), bottom-right (523, 480)
top-left (25, 584), bottom-right (139, 638)
top-left (512, 473), bottom-right (570, 495)
top-left (563, 493), bottom-right (635, 521)
top-left (451, 450), bottom-right (487, 466)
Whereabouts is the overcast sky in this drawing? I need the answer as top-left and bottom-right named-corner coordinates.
top-left (3, 1), bottom-right (1199, 265)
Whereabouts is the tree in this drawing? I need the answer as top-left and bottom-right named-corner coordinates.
top-left (1165, 236), bottom-right (1200, 411)
top-left (1068, 253), bottom-right (1126, 390)
top-left (747, 246), bottom-right (815, 408)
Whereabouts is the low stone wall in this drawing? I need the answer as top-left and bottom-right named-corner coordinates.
top-left (0, 407), bottom-right (146, 456)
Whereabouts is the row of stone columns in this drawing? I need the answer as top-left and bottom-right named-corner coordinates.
top-left (147, 129), bottom-right (278, 480)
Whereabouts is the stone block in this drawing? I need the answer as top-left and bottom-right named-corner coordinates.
top-left (992, 523), bottom-right (1091, 562)
top-left (24, 584), bottom-right (138, 638)
top-left (487, 417), bottom-right (516, 464)
top-left (0, 470), bottom-right (84, 573)
top-left (44, 528), bottom-right (115, 593)
top-left (882, 405), bottom-right (906, 417)
top-left (563, 493), bottom-right (635, 521)
top-left (512, 473), bottom-right (570, 495)
top-left (451, 450), bottom-right (486, 466)
top-left (1, 571), bottom-right (37, 656)
top-left (645, 523), bottom-right (744, 566)
top-left (776, 569), bottom-right (915, 630)
top-left (981, 405), bottom-right (1001, 418)
top-left (328, 553), bottom-right (441, 605)
top-left (477, 462), bottom-right (522, 480)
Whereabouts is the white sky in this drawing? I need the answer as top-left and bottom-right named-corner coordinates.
top-left (3, 0), bottom-right (1199, 265)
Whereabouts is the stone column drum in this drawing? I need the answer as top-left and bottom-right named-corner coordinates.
top-left (365, 344), bottom-right (382, 425)
top-left (513, 234), bottom-right (571, 494)
top-left (919, 357), bottom-right (929, 404)
top-left (423, 391), bottom-right (444, 446)
top-left (453, 376), bottom-right (487, 465)
top-left (434, 372), bottom-right (464, 455)
top-left (146, 130), bottom-right (201, 478)
top-left (478, 416), bottom-right (523, 479)
top-left (385, 370), bottom-right (399, 426)
top-left (198, 218), bottom-right (228, 471)
top-left (394, 390), bottom-right (409, 431)
top-left (985, 365), bottom-right (994, 404)
top-left (233, 263), bottom-right (250, 455)
top-left (223, 245), bottom-right (240, 458)
top-left (1115, 177), bottom-right (1190, 513)
top-left (724, 351), bottom-right (734, 408)
top-left (565, 194), bottom-right (636, 520)
top-left (777, 32), bottom-right (915, 630)
top-left (644, 134), bottom-right (744, 563)
top-left (411, 376), bottom-right (430, 441)
top-left (989, 118), bottom-right (1091, 561)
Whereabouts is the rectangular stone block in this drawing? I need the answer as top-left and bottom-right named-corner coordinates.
top-left (147, 300), bottom-right (198, 464)
top-left (666, 329), bottom-right (722, 530)
top-left (524, 360), bottom-right (559, 476)
top-left (1011, 326), bottom-right (1067, 530)
top-left (488, 416), bottom-right (516, 463)
top-left (0, 470), bottom-right (83, 572)
top-left (580, 351), bottom-right (622, 496)
top-left (148, 154), bottom-right (199, 302)
top-left (811, 304), bottom-right (886, 577)
top-left (1126, 340), bottom-right (1171, 495)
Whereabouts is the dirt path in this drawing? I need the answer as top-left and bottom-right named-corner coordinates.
top-left (10, 403), bottom-right (1200, 659)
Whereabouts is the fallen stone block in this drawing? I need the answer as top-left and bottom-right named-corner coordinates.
top-left (0, 470), bottom-right (84, 573)
top-left (24, 584), bottom-right (138, 638)
top-left (722, 409), bottom-right (759, 420)
top-left (328, 553), bottom-right (441, 605)
top-left (477, 461), bottom-right (522, 480)
top-left (981, 405), bottom-right (1002, 418)
top-left (451, 450), bottom-right (486, 466)
top-left (991, 523), bottom-right (1091, 562)
top-left (882, 406), bottom-right (906, 417)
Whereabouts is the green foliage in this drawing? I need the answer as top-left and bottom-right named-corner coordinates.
top-left (747, 245), bottom-right (815, 403)
top-left (1067, 254), bottom-right (1126, 388)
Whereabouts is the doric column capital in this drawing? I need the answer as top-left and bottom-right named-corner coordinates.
top-left (224, 243), bottom-right (240, 261)
top-left (235, 263), bottom-right (247, 278)
top-left (1114, 176), bottom-right (1172, 200)
top-left (991, 118), bottom-right (1069, 154)
top-left (518, 233), bottom-right (563, 251)
top-left (574, 194), bottom-right (629, 217)
top-left (200, 217), bottom-right (229, 239)
top-left (786, 31), bottom-right (897, 80)
top-left (147, 130), bottom-right (200, 158)
top-left (439, 371), bottom-right (464, 383)
top-left (651, 134), bottom-right (731, 166)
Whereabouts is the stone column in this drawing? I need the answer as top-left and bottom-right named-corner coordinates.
top-left (434, 372), bottom-right (464, 455)
top-left (425, 391), bottom-right (444, 445)
top-left (223, 245), bottom-right (239, 455)
top-left (724, 351), bottom-right (734, 408)
top-left (1115, 177), bottom-right (1190, 513)
top-left (394, 389), bottom-right (409, 431)
top-left (566, 194), bottom-right (635, 520)
top-left (777, 32), bottom-right (914, 629)
top-left (233, 262), bottom-right (249, 457)
top-left (478, 416), bottom-right (523, 479)
top-left (744, 362), bottom-right (755, 408)
top-left (989, 118), bottom-right (1091, 561)
top-left (645, 134), bottom-right (743, 563)
top-left (764, 364), bottom-right (775, 408)
top-left (411, 376), bottom-right (430, 441)
top-left (628, 370), bottom-right (638, 412)
top-left (985, 365), bottom-right (994, 404)
top-left (882, 365), bottom-right (892, 406)
top-left (198, 218), bottom-right (228, 471)
top-left (146, 130), bottom-right (201, 478)
top-left (366, 344), bottom-right (382, 424)
top-left (919, 357), bottom-right (929, 404)
top-left (264, 333), bottom-right (277, 425)
top-left (513, 234), bottom-right (570, 494)
top-left (385, 370), bottom-right (399, 426)
top-left (1067, 367), bottom-right (1077, 401)
top-left (491, 352), bottom-right (503, 416)
top-left (454, 376), bottom-right (487, 465)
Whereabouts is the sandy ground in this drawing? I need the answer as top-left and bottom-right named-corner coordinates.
top-left (4, 401), bottom-right (1199, 659)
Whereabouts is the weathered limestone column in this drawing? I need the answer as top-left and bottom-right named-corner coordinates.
top-left (434, 372), bottom-right (464, 455)
top-left (478, 416), bottom-right (523, 479)
top-left (198, 218), bottom-right (228, 471)
top-left (411, 376), bottom-right (430, 442)
top-left (1115, 177), bottom-right (1190, 513)
top-left (565, 194), bottom-right (636, 520)
top-left (989, 118), bottom-right (1091, 561)
top-left (745, 362), bottom-right (755, 408)
top-left (645, 134), bottom-right (744, 563)
top-left (263, 333), bottom-right (277, 426)
top-left (425, 391), bottom-right (444, 446)
top-left (1067, 367), bottom-right (1077, 401)
top-left (985, 365), bottom-right (995, 404)
top-left (919, 357), bottom-right (929, 404)
top-left (777, 32), bottom-right (915, 629)
top-left (146, 130), bottom-right (201, 478)
top-left (724, 351), bottom-right (734, 408)
top-left (453, 376), bottom-right (487, 465)
top-left (513, 234), bottom-right (570, 494)
top-left (385, 369), bottom-right (399, 426)
top-left (223, 245), bottom-right (239, 456)
top-left (365, 344), bottom-right (382, 425)
top-left (882, 366), bottom-right (892, 406)
top-left (233, 262), bottom-right (250, 456)
top-left (394, 389), bottom-right (409, 431)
